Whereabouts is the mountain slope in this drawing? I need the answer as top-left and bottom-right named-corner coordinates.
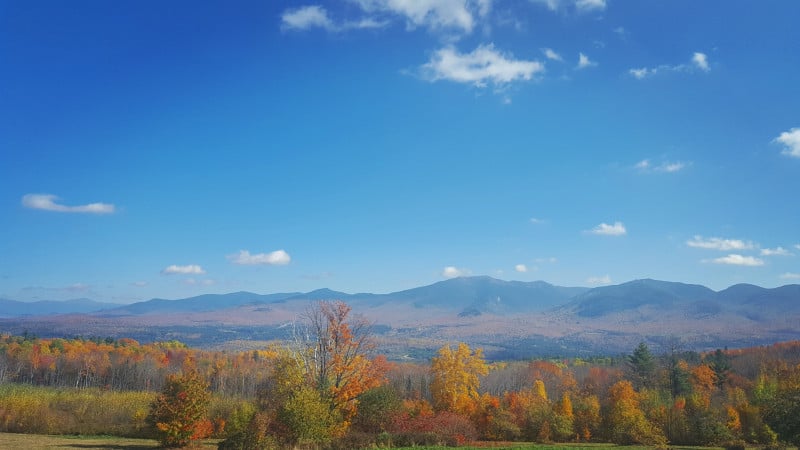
top-left (0, 298), bottom-right (121, 317)
top-left (99, 291), bottom-right (299, 316)
top-left (561, 279), bottom-right (718, 318)
top-left (379, 276), bottom-right (588, 314)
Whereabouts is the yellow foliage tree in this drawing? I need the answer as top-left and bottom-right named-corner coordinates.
top-left (430, 342), bottom-right (488, 416)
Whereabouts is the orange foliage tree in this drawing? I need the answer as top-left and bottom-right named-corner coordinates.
top-left (293, 301), bottom-right (388, 433)
top-left (147, 370), bottom-right (212, 447)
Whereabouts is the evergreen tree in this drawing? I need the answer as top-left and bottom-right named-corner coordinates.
top-left (628, 342), bottom-right (656, 390)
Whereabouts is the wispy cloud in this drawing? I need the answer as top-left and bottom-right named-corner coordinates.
top-left (530, 0), bottom-right (607, 12)
top-left (530, 217), bottom-right (546, 224)
top-left (588, 221), bottom-right (627, 236)
top-left (577, 52), bottom-right (596, 69)
top-left (22, 194), bottom-right (115, 214)
top-left (775, 128), bottom-right (800, 158)
top-left (586, 275), bottom-right (612, 285)
top-left (629, 52), bottom-right (711, 79)
top-left (227, 249), bottom-right (291, 266)
top-left (421, 44), bottom-right (544, 88)
top-left (781, 272), bottom-right (800, 280)
top-left (282, 5), bottom-right (388, 32)
top-left (162, 264), bottom-right (206, 275)
top-left (542, 48), bottom-right (563, 61)
top-left (354, 0), bottom-right (486, 33)
top-left (760, 247), bottom-right (792, 256)
top-left (635, 159), bottom-right (690, 173)
top-left (709, 254), bottom-right (765, 266)
top-left (131, 281), bottom-right (148, 287)
top-left (442, 266), bottom-right (470, 278)
top-left (282, 5), bottom-right (335, 31)
top-left (184, 278), bottom-right (215, 286)
top-left (686, 236), bottom-right (755, 251)
top-left (515, 264), bottom-right (528, 273)
top-left (575, 0), bottom-right (606, 11)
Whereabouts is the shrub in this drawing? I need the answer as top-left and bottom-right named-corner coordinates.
top-left (147, 371), bottom-right (212, 447)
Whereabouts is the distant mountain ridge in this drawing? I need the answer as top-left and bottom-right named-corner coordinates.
top-left (0, 298), bottom-right (122, 318)
top-left (3, 277), bottom-right (798, 319)
top-left (3, 277), bottom-right (800, 357)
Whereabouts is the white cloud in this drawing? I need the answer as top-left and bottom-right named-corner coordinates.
top-left (355, 0), bottom-right (480, 33)
top-left (442, 266), bottom-right (469, 278)
top-left (589, 221), bottom-right (627, 236)
top-left (282, 5), bottom-right (335, 31)
top-left (530, 217), bottom-right (546, 224)
top-left (282, 5), bottom-right (388, 32)
top-left (761, 247), bottom-right (792, 256)
top-left (184, 278), bottom-right (216, 286)
top-left (692, 52), bottom-right (710, 72)
top-left (710, 254), bottom-right (765, 267)
top-left (660, 162), bottom-right (686, 173)
top-left (629, 68), bottom-right (655, 79)
top-left (636, 159), bottom-right (689, 173)
top-left (162, 264), bottom-right (206, 275)
top-left (686, 236), bottom-right (755, 251)
top-left (529, 0), bottom-right (560, 11)
top-left (22, 194), bottom-right (115, 214)
top-left (796, 244), bottom-right (800, 251)
top-left (629, 52), bottom-right (711, 79)
top-left (780, 272), bottom-right (800, 280)
top-left (577, 52), bottom-right (596, 69)
top-left (530, 0), bottom-right (606, 12)
top-left (575, 0), bottom-right (606, 11)
top-left (228, 249), bottom-right (291, 266)
top-left (586, 275), bottom-right (612, 285)
top-left (775, 128), bottom-right (800, 158)
top-left (421, 44), bottom-right (544, 88)
top-left (542, 48), bottom-right (563, 61)
top-left (515, 264), bottom-right (528, 273)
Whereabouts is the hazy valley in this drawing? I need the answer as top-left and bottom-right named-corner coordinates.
top-left (3, 276), bottom-right (799, 360)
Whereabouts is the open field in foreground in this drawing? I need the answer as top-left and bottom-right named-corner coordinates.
top-left (0, 433), bottom-right (219, 449)
top-left (0, 434), bottom-right (761, 450)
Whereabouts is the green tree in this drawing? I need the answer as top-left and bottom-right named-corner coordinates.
top-left (278, 385), bottom-right (340, 446)
top-left (352, 385), bottom-right (402, 433)
top-left (147, 370), bottom-right (212, 448)
top-left (627, 342), bottom-right (656, 390)
top-left (705, 349), bottom-right (731, 388)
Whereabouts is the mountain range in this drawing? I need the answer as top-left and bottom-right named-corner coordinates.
top-left (2, 276), bottom-right (799, 359)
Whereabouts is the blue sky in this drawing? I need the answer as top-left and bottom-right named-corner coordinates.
top-left (1, 0), bottom-right (799, 303)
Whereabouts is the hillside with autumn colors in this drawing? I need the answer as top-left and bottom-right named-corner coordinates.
top-left (1, 309), bottom-right (800, 448)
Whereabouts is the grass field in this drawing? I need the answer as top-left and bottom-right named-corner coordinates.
top-left (0, 434), bottom-right (767, 450)
top-left (0, 433), bottom-right (220, 449)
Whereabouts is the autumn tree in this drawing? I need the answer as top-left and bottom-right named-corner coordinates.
top-left (430, 342), bottom-right (489, 415)
top-left (147, 370), bottom-right (212, 448)
top-left (605, 380), bottom-right (666, 446)
top-left (293, 301), bottom-right (388, 430)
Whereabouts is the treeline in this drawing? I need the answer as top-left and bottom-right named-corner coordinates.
top-left (1, 302), bottom-right (800, 448)
top-left (0, 333), bottom-right (275, 396)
